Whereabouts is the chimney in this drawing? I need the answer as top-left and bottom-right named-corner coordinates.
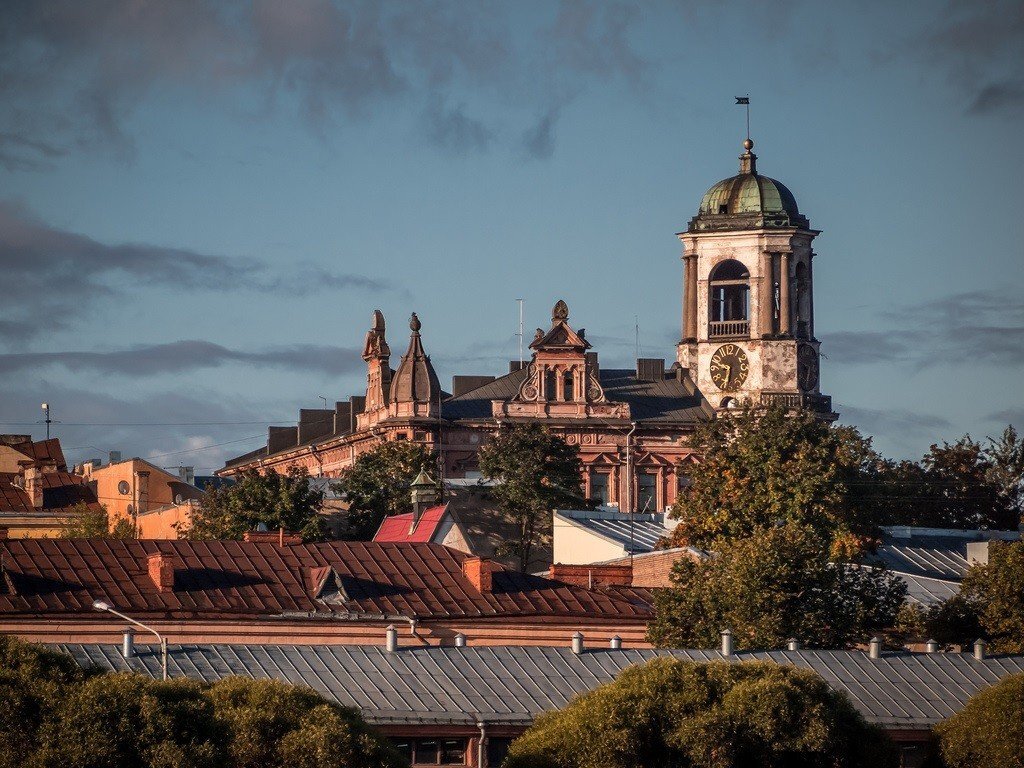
top-left (23, 467), bottom-right (43, 508)
top-left (242, 530), bottom-right (303, 545)
top-left (973, 638), bottom-right (987, 661)
top-left (454, 633), bottom-right (467, 648)
top-left (385, 625), bottom-right (398, 652)
top-left (925, 639), bottom-right (939, 654)
top-left (571, 632), bottom-right (584, 655)
top-left (720, 629), bottom-right (734, 657)
top-left (136, 470), bottom-right (150, 515)
top-left (609, 635), bottom-right (622, 650)
top-left (868, 636), bottom-right (883, 659)
top-left (463, 556), bottom-right (492, 593)
top-left (966, 541), bottom-right (990, 567)
top-left (147, 553), bottom-right (175, 593)
top-left (786, 638), bottom-right (800, 651)
top-left (109, 450), bottom-right (122, 464)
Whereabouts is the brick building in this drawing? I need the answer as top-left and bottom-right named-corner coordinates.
top-left (220, 141), bottom-right (833, 513)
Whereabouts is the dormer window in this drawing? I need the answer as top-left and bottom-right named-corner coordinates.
top-left (709, 260), bottom-right (750, 338)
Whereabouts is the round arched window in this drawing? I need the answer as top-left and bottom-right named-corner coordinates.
top-left (117, 480), bottom-right (130, 495)
top-left (709, 260), bottom-right (750, 335)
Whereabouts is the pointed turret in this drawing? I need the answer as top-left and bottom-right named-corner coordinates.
top-left (389, 313), bottom-right (441, 416)
top-left (361, 309), bottom-right (392, 413)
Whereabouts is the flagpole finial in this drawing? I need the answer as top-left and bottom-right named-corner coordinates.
top-left (743, 138), bottom-right (753, 151)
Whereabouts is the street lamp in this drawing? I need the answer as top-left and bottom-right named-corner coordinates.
top-left (92, 600), bottom-right (168, 680)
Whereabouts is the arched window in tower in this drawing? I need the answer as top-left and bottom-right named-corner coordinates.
top-left (795, 261), bottom-right (810, 339)
top-left (544, 369), bottom-right (557, 401)
top-left (709, 260), bottom-right (750, 338)
top-left (562, 370), bottom-right (574, 401)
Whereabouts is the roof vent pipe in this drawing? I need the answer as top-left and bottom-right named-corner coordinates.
top-left (609, 635), bottom-right (622, 650)
top-left (925, 639), bottom-right (939, 654)
top-left (868, 637), bottom-right (883, 659)
top-left (571, 632), bottom-right (584, 655)
top-left (973, 639), bottom-right (987, 661)
top-left (454, 633), bottom-right (466, 648)
top-left (122, 627), bottom-right (134, 659)
top-left (720, 629), bottom-right (733, 657)
top-left (786, 638), bottom-right (800, 651)
top-left (385, 625), bottom-right (398, 653)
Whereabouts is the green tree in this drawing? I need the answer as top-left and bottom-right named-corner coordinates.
top-left (207, 677), bottom-right (404, 768)
top-left (648, 523), bottom-right (906, 650)
top-left (330, 441), bottom-right (436, 539)
top-left (503, 658), bottom-right (896, 768)
top-left (665, 406), bottom-right (883, 557)
top-left (890, 595), bottom-right (983, 650)
top-left (188, 467), bottom-right (326, 541)
top-left (960, 539), bottom-right (1024, 652)
top-left (0, 637), bottom-right (85, 768)
top-left (935, 672), bottom-right (1024, 768)
top-left (34, 673), bottom-right (223, 768)
top-left (478, 423), bottom-right (583, 571)
top-left (58, 503), bottom-right (136, 539)
top-left (984, 425), bottom-right (1024, 524)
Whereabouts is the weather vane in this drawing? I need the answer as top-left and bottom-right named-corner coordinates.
top-left (735, 95), bottom-right (750, 140)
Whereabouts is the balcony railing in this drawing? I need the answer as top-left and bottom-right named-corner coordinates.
top-left (759, 392), bottom-right (833, 413)
top-left (709, 320), bottom-right (749, 338)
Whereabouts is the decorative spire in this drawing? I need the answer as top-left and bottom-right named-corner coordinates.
top-left (362, 309), bottom-right (390, 361)
top-left (390, 312), bottom-right (441, 406)
top-left (552, 299), bottom-right (569, 321)
top-left (739, 137), bottom-right (757, 175)
top-left (409, 312), bottom-right (422, 333)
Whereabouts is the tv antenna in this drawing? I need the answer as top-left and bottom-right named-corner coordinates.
top-left (516, 298), bottom-right (524, 365)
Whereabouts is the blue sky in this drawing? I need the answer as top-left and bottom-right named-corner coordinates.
top-left (0, 0), bottom-right (1021, 472)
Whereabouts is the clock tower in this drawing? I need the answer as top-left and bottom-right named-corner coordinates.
top-left (677, 138), bottom-right (833, 416)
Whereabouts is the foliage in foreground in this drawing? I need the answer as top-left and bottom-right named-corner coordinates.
top-left (330, 441), bottom-right (436, 539)
top-left (0, 636), bottom-right (403, 768)
top-left (503, 658), bottom-right (897, 768)
top-left (479, 423), bottom-right (584, 571)
top-left (648, 523), bottom-right (906, 650)
top-left (188, 467), bottom-right (326, 541)
top-left (935, 672), bottom-right (1024, 768)
top-left (58, 503), bottom-right (135, 539)
top-left (960, 539), bottom-right (1024, 653)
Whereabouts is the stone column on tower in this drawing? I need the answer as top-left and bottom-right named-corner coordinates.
top-left (759, 250), bottom-right (774, 337)
top-left (779, 251), bottom-right (792, 336)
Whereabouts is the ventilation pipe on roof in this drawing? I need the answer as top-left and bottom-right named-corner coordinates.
top-left (454, 633), bottom-right (467, 648)
top-left (720, 629), bottom-right (733, 657)
top-left (786, 638), bottom-right (800, 651)
top-left (122, 627), bottom-right (134, 658)
top-left (868, 637), bottom-right (883, 659)
top-left (385, 625), bottom-right (398, 653)
top-left (609, 635), bottom-right (622, 650)
top-left (925, 639), bottom-right (939, 654)
top-left (571, 632), bottom-right (584, 655)
top-left (973, 639), bottom-right (987, 661)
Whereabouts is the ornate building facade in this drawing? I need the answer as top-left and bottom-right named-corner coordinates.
top-left (220, 141), bottom-right (832, 512)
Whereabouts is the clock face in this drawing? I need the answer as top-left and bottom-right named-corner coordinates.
top-left (797, 344), bottom-right (819, 390)
top-left (710, 344), bottom-right (749, 391)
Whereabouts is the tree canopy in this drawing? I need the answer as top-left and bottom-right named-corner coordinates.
top-left (330, 441), bottom-right (436, 539)
top-left (58, 503), bottom-right (135, 539)
top-left (0, 637), bottom-right (403, 768)
top-left (935, 672), bottom-right (1024, 768)
top-left (188, 467), bottom-right (326, 541)
top-left (478, 423), bottom-right (583, 571)
top-left (960, 539), bottom-right (1024, 653)
top-left (503, 658), bottom-right (897, 768)
top-left (648, 523), bottom-right (906, 650)
top-left (664, 406), bottom-right (883, 557)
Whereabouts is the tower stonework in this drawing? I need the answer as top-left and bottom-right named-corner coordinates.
top-left (677, 139), bottom-right (832, 415)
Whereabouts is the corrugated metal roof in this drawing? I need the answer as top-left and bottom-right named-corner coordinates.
top-left (374, 505), bottom-right (448, 543)
top-left (556, 510), bottom-right (669, 553)
top-left (54, 644), bottom-right (1024, 729)
top-left (0, 538), bottom-right (650, 622)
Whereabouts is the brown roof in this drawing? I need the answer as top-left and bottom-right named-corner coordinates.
top-left (6, 438), bottom-right (67, 470)
top-left (0, 538), bottom-right (652, 622)
top-left (0, 471), bottom-right (100, 514)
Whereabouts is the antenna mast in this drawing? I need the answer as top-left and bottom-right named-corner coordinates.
top-left (516, 298), bottom-right (524, 365)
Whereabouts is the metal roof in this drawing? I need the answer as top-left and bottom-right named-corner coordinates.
top-left (555, 510), bottom-right (670, 553)
top-left (55, 643), bottom-right (1024, 730)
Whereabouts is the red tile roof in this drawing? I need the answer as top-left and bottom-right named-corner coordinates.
top-left (0, 538), bottom-right (652, 622)
top-left (0, 471), bottom-right (100, 513)
top-left (373, 504), bottom-right (448, 543)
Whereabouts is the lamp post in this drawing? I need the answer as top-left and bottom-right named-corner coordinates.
top-left (92, 600), bottom-right (168, 680)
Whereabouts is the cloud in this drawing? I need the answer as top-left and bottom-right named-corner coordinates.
top-left (969, 80), bottom-right (1024, 114)
top-left (0, 0), bottom-right (649, 166)
top-left (0, 200), bottom-right (389, 341)
top-left (826, 288), bottom-right (1024, 368)
top-left (985, 408), bottom-right (1024, 427)
top-left (838, 404), bottom-right (953, 441)
top-left (0, 340), bottom-right (363, 378)
top-left (422, 96), bottom-right (494, 153)
top-left (521, 108), bottom-right (560, 160)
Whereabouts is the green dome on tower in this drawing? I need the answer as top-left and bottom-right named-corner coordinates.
top-left (687, 139), bottom-right (808, 233)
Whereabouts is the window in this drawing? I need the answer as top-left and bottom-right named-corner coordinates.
top-left (544, 370), bottom-right (557, 401)
top-left (391, 738), bottom-right (468, 765)
top-left (487, 738), bottom-right (514, 767)
top-left (795, 261), bottom-right (810, 339)
top-left (637, 473), bottom-right (657, 513)
top-left (562, 370), bottom-right (574, 401)
top-left (117, 480), bottom-right (130, 495)
top-left (709, 260), bottom-right (750, 324)
top-left (590, 472), bottom-right (609, 504)
top-left (676, 473), bottom-right (691, 494)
